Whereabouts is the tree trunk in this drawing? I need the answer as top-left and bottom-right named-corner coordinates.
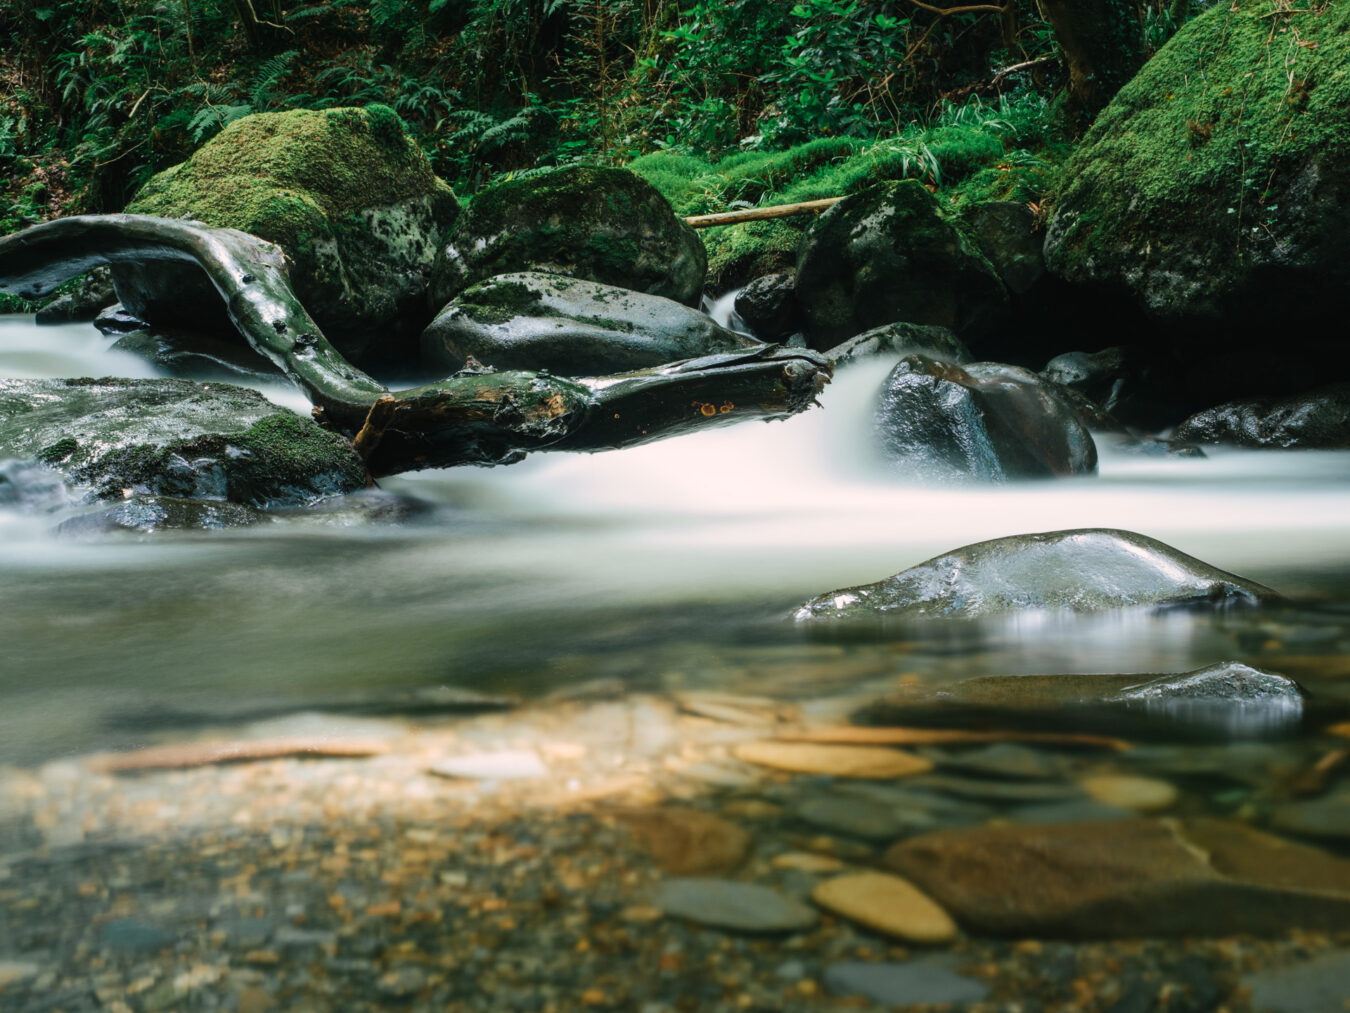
top-left (1038, 0), bottom-right (1146, 114)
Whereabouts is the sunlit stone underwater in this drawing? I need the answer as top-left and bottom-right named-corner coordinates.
top-left (3, 313), bottom-right (1350, 1011)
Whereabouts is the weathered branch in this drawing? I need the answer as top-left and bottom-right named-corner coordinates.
top-left (0, 215), bottom-right (832, 477)
top-left (684, 198), bottom-right (844, 229)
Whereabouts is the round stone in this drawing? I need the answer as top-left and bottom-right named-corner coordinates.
top-left (812, 872), bottom-right (958, 943)
top-left (733, 742), bottom-right (933, 779)
top-left (654, 878), bottom-right (819, 934)
top-left (1079, 774), bottom-right (1179, 812)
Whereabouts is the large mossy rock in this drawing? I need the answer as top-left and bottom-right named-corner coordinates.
top-left (430, 166), bottom-right (706, 308)
top-left (123, 105), bottom-right (460, 366)
top-left (0, 378), bottom-right (366, 509)
top-left (1044, 2), bottom-right (1350, 325)
top-left (872, 356), bottom-right (1096, 482)
top-left (793, 528), bottom-right (1278, 622)
top-left (421, 271), bottom-right (758, 375)
top-left (795, 180), bottom-right (1006, 348)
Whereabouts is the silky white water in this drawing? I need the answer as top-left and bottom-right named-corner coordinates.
top-left (2, 314), bottom-right (1348, 763)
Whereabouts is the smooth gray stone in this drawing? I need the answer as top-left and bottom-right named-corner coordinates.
top-left (99, 918), bottom-right (175, 953)
top-left (795, 528), bottom-right (1279, 622)
top-left (1270, 794), bottom-right (1350, 843)
top-left (826, 322), bottom-right (970, 367)
top-left (654, 878), bottom-right (819, 934)
top-left (824, 956), bottom-right (989, 1005)
top-left (792, 796), bottom-right (909, 841)
top-left (924, 743), bottom-right (1069, 780)
top-left (903, 773), bottom-right (1083, 803)
top-left (1244, 950), bottom-right (1350, 1013)
top-left (422, 271), bottom-right (757, 375)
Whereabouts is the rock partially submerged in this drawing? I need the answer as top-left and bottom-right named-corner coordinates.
top-left (0, 378), bottom-right (366, 509)
top-left (885, 818), bottom-right (1350, 937)
top-left (431, 165), bottom-right (706, 307)
top-left (794, 529), bottom-right (1278, 621)
top-left (825, 323), bottom-right (970, 368)
top-left (795, 179), bottom-right (1006, 347)
top-left (421, 272), bottom-right (757, 375)
top-left (1174, 384), bottom-right (1350, 449)
top-left (857, 662), bottom-right (1308, 740)
top-left (872, 356), bottom-right (1096, 482)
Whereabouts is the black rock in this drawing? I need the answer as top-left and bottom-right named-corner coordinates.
top-left (733, 272), bottom-right (800, 341)
top-left (1174, 384), bottom-right (1350, 448)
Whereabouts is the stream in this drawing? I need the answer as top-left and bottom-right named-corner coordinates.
top-left (3, 312), bottom-right (1350, 1009)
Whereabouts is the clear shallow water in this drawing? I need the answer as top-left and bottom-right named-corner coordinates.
top-left (3, 315), bottom-right (1350, 765)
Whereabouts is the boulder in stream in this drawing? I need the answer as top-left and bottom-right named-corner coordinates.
top-left (732, 271), bottom-right (801, 342)
top-left (872, 356), bottom-right (1096, 482)
top-left (1173, 384), bottom-right (1350, 449)
top-left (122, 105), bottom-right (461, 366)
top-left (430, 165), bottom-right (706, 308)
top-left (794, 528), bottom-right (1278, 622)
top-left (856, 662), bottom-right (1308, 740)
top-left (421, 271), bottom-right (759, 375)
top-left (885, 818), bottom-right (1350, 937)
top-left (826, 323), bottom-right (970, 368)
top-left (0, 378), bottom-right (366, 511)
top-left (795, 179), bottom-right (1006, 348)
top-left (33, 267), bottom-right (116, 324)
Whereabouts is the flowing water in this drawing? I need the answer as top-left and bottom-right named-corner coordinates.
top-left (3, 313), bottom-right (1350, 1009)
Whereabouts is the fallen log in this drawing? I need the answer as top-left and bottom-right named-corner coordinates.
top-left (684, 197), bottom-right (844, 229)
top-left (0, 215), bottom-right (831, 477)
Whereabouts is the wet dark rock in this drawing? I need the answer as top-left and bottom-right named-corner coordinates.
top-left (791, 795), bottom-right (911, 842)
top-left (0, 378), bottom-right (366, 511)
top-left (1042, 347), bottom-right (1134, 411)
top-left (795, 179), bottom-right (1007, 347)
top-left (960, 200), bottom-right (1044, 295)
top-left (733, 272), bottom-right (800, 341)
top-left (431, 165), bottom-right (705, 308)
top-left (794, 529), bottom-right (1278, 622)
top-left (1006, 800), bottom-right (1135, 824)
top-left (93, 303), bottom-right (146, 335)
top-left (421, 271), bottom-right (758, 375)
top-left (653, 877), bottom-right (819, 933)
top-left (1105, 434), bottom-right (1207, 459)
top-left (826, 323), bottom-right (971, 368)
top-left (34, 267), bottom-right (116, 324)
top-left (857, 662), bottom-right (1306, 740)
top-left (823, 956), bottom-right (989, 1005)
top-left (1173, 384), bottom-right (1350, 449)
top-left (885, 818), bottom-right (1350, 937)
top-left (872, 356), bottom-right (1097, 482)
top-left (110, 327), bottom-right (282, 382)
top-left (123, 106), bottom-right (460, 366)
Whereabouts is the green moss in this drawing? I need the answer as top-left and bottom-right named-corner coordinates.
top-left (128, 106), bottom-right (449, 252)
top-left (227, 412), bottom-right (367, 506)
top-left (1048, 1), bottom-right (1350, 285)
top-left (37, 437), bottom-right (78, 464)
top-left (456, 278), bottom-right (543, 325)
top-left (704, 219), bottom-right (807, 292)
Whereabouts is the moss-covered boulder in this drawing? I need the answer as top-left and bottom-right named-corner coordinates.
top-left (1044, 2), bottom-right (1350, 324)
top-left (421, 271), bottom-right (757, 375)
top-left (0, 378), bottom-right (366, 512)
top-left (795, 180), bottom-right (1007, 348)
top-left (430, 166), bottom-right (706, 308)
top-left (123, 106), bottom-right (460, 366)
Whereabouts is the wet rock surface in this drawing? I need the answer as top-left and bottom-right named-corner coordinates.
top-left (1174, 384), bottom-right (1350, 449)
top-left (0, 377), bottom-right (366, 510)
top-left (825, 322), bottom-right (970, 367)
top-left (795, 179), bottom-right (1007, 346)
top-left (431, 164), bottom-right (705, 308)
top-left (872, 355), bottom-right (1097, 482)
top-left (732, 272), bottom-right (800, 341)
top-left (421, 271), bottom-right (758, 375)
top-left (858, 662), bottom-right (1309, 740)
top-left (33, 267), bottom-right (116, 324)
top-left (109, 327), bottom-right (283, 382)
top-left (959, 200), bottom-right (1044, 296)
top-left (795, 528), bottom-right (1278, 622)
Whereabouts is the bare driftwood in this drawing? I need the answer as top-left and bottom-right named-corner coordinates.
top-left (0, 215), bottom-right (831, 477)
top-left (684, 197), bottom-right (844, 229)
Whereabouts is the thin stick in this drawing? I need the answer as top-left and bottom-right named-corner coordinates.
top-left (684, 197), bottom-right (845, 229)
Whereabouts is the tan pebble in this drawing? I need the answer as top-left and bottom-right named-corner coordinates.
top-left (733, 742), bottom-right (933, 779)
top-left (771, 851), bottom-right (845, 873)
top-left (619, 904), bottom-right (664, 923)
top-left (720, 799), bottom-right (782, 820)
top-left (616, 806), bottom-right (751, 875)
top-left (1079, 774), bottom-right (1178, 812)
top-left (581, 987), bottom-right (607, 1004)
top-left (812, 872), bottom-right (958, 943)
top-left (237, 986), bottom-right (274, 1013)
